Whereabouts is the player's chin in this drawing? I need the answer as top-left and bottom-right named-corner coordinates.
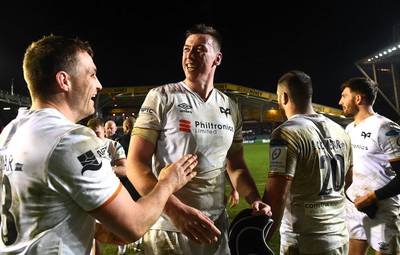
top-left (82, 104), bottom-right (96, 117)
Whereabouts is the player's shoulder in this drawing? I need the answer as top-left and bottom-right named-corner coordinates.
top-left (213, 87), bottom-right (230, 98)
top-left (277, 115), bottom-right (304, 130)
top-left (55, 128), bottom-right (100, 155)
top-left (368, 114), bottom-right (400, 131)
top-left (369, 114), bottom-right (395, 125)
top-left (323, 116), bottom-right (346, 129)
top-left (28, 109), bottom-right (103, 157)
top-left (32, 109), bottom-right (91, 138)
top-left (213, 88), bottom-right (239, 107)
top-left (150, 82), bottom-right (184, 93)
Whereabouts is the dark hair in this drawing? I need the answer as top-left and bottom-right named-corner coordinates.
top-left (87, 117), bottom-right (104, 129)
top-left (340, 77), bottom-right (378, 105)
top-left (185, 23), bottom-right (222, 51)
top-left (23, 34), bottom-right (93, 100)
top-left (278, 70), bottom-right (313, 103)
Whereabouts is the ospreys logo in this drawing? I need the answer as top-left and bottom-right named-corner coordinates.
top-left (219, 107), bottom-right (231, 117)
top-left (361, 131), bottom-right (371, 139)
top-left (78, 150), bottom-right (103, 174)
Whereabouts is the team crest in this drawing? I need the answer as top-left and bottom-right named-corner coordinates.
top-left (78, 150), bottom-right (103, 174)
top-left (220, 107), bottom-right (231, 117)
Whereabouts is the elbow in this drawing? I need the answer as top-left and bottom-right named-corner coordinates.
top-left (122, 228), bottom-right (147, 243)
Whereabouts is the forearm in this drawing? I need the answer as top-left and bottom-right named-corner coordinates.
top-left (226, 145), bottom-right (261, 204)
top-left (126, 160), bottom-right (158, 196)
top-left (127, 180), bottom-right (176, 237)
top-left (373, 161), bottom-right (400, 200)
top-left (263, 175), bottom-right (291, 242)
top-left (265, 201), bottom-right (284, 242)
top-left (374, 173), bottom-right (400, 200)
top-left (163, 194), bottom-right (185, 216)
top-left (233, 168), bottom-right (262, 204)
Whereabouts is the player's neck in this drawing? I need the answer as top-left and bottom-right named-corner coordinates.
top-left (183, 79), bottom-right (214, 101)
top-left (354, 107), bottom-right (375, 126)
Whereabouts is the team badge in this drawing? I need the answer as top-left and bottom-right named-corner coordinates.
top-left (219, 107), bottom-right (231, 117)
top-left (78, 150), bottom-right (103, 174)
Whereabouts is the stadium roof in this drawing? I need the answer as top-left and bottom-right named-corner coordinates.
top-left (95, 83), bottom-right (351, 125)
top-left (355, 39), bottom-right (400, 119)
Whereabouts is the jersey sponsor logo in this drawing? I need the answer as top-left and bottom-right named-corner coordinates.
top-left (385, 124), bottom-right (400, 135)
top-left (179, 119), bottom-right (191, 132)
top-left (361, 131), bottom-right (371, 139)
top-left (219, 107), bottom-right (231, 117)
top-left (178, 103), bottom-right (192, 113)
top-left (386, 129), bottom-right (400, 146)
top-left (352, 144), bottom-right (368, 150)
top-left (269, 143), bottom-right (287, 174)
top-left (194, 121), bottom-right (234, 134)
top-left (304, 200), bottom-right (343, 215)
top-left (139, 106), bottom-right (154, 115)
top-left (386, 129), bottom-right (400, 136)
top-left (96, 145), bottom-right (108, 158)
top-left (78, 150), bottom-right (103, 174)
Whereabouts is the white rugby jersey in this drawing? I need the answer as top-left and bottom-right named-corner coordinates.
top-left (346, 114), bottom-right (400, 208)
top-left (134, 82), bottom-right (242, 230)
top-left (269, 114), bottom-right (352, 253)
top-left (104, 138), bottom-right (126, 165)
top-left (0, 108), bottom-right (121, 255)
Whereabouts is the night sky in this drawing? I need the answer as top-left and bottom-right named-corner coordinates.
top-left (2, 0), bottom-right (400, 117)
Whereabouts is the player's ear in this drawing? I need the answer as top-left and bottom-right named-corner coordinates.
top-left (282, 92), bottom-right (289, 105)
top-left (355, 93), bottom-right (363, 104)
top-left (56, 71), bottom-right (69, 92)
top-left (214, 52), bottom-right (222, 66)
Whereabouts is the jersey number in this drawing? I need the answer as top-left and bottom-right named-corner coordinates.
top-left (1, 174), bottom-right (18, 245)
top-left (318, 154), bottom-right (345, 196)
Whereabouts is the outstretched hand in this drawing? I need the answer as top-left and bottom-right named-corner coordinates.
top-left (158, 154), bottom-right (198, 193)
top-left (168, 204), bottom-right (221, 244)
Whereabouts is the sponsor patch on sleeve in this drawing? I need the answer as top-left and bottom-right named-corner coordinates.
top-left (269, 140), bottom-right (287, 174)
top-left (385, 126), bottom-right (400, 158)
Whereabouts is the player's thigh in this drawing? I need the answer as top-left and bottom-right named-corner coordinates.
top-left (280, 242), bottom-right (348, 255)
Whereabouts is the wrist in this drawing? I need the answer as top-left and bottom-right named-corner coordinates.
top-left (368, 191), bottom-right (378, 203)
top-left (157, 179), bottom-right (174, 195)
